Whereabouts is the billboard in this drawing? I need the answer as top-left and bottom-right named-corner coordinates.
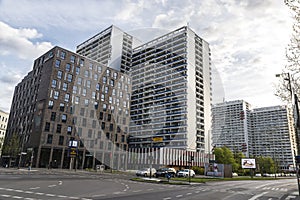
top-left (241, 159), bottom-right (256, 169)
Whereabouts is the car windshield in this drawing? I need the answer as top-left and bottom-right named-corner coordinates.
top-left (141, 168), bottom-right (148, 171)
top-left (184, 169), bottom-right (189, 172)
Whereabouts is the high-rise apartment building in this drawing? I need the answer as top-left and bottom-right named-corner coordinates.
top-left (129, 26), bottom-right (212, 153)
top-left (5, 46), bottom-right (131, 169)
top-left (250, 106), bottom-right (297, 169)
top-left (0, 110), bottom-right (9, 156)
top-left (76, 25), bottom-right (141, 73)
top-left (211, 100), bottom-right (251, 157)
top-left (211, 100), bottom-right (297, 169)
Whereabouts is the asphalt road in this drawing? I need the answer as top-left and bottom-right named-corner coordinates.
top-left (0, 168), bottom-right (299, 200)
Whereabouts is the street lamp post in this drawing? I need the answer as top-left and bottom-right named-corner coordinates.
top-left (276, 73), bottom-right (300, 195)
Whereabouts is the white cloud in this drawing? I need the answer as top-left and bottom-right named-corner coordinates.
top-left (0, 21), bottom-right (53, 60)
top-left (0, 0), bottom-right (294, 111)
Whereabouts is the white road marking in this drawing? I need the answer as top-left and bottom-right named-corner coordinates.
top-left (249, 191), bottom-right (269, 200)
top-left (1, 194), bottom-right (11, 197)
top-left (11, 196), bottom-right (22, 199)
top-left (29, 187), bottom-right (40, 190)
top-left (176, 194), bottom-right (183, 197)
top-left (57, 195), bottom-right (68, 198)
top-left (285, 196), bottom-right (295, 200)
top-left (163, 198), bottom-right (172, 200)
top-left (92, 194), bottom-right (107, 197)
top-left (48, 185), bottom-right (56, 188)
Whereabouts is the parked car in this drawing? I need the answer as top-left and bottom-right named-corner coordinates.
top-left (177, 169), bottom-right (195, 177)
top-left (136, 168), bottom-right (156, 177)
top-left (156, 168), bottom-right (176, 177)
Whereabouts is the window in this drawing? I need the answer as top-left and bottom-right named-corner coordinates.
top-left (107, 114), bottom-right (111, 121)
top-left (92, 120), bottom-right (96, 128)
top-left (103, 76), bottom-right (107, 84)
top-left (103, 104), bottom-right (107, 111)
top-left (54, 91), bottom-right (59, 99)
top-left (82, 88), bottom-right (86, 96)
top-left (73, 86), bottom-right (77, 94)
top-left (87, 80), bottom-right (91, 88)
top-left (96, 83), bottom-right (100, 91)
top-left (84, 99), bottom-right (89, 106)
top-left (60, 103), bottom-right (65, 111)
top-left (101, 122), bottom-right (105, 130)
top-left (92, 91), bottom-right (96, 99)
top-left (80, 59), bottom-right (84, 66)
top-left (77, 77), bottom-right (82, 85)
top-left (56, 124), bottom-right (62, 133)
top-left (62, 83), bottom-right (68, 91)
top-left (99, 112), bottom-right (103, 120)
top-left (50, 112), bottom-right (56, 121)
top-left (113, 72), bottom-right (118, 79)
top-left (110, 124), bottom-right (114, 131)
top-left (101, 94), bottom-right (105, 101)
top-left (110, 79), bottom-right (114, 87)
top-left (48, 100), bottom-right (54, 109)
top-left (67, 74), bottom-right (73, 82)
top-left (45, 122), bottom-right (50, 131)
top-left (89, 63), bottom-right (93, 70)
top-left (62, 114), bottom-right (67, 123)
top-left (75, 96), bottom-right (80, 104)
top-left (55, 60), bottom-right (61, 68)
top-left (88, 129), bottom-right (92, 138)
top-left (57, 71), bottom-right (63, 79)
top-left (64, 93), bottom-right (70, 102)
top-left (59, 136), bottom-right (64, 145)
top-left (112, 89), bottom-right (116, 96)
top-left (84, 70), bottom-right (89, 78)
top-left (60, 51), bottom-right (66, 59)
top-left (94, 74), bottom-right (98, 80)
top-left (82, 118), bottom-right (87, 127)
top-left (105, 86), bottom-right (109, 94)
top-left (65, 63), bottom-right (70, 71)
top-left (67, 126), bottom-right (72, 135)
top-left (47, 134), bottom-right (53, 144)
top-left (109, 96), bottom-right (112, 104)
top-left (70, 55), bottom-right (76, 63)
top-left (80, 108), bottom-right (85, 116)
top-left (75, 66), bottom-right (80, 75)
top-left (90, 110), bottom-right (95, 118)
top-left (51, 79), bottom-right (57, 88)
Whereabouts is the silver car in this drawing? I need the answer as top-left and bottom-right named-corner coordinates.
top-left (136, 168), bottom-right (157, 177)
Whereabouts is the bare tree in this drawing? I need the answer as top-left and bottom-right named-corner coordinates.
top-left (275, 0), bottom-right (300, 102)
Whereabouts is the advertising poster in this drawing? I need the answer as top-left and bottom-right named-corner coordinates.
top-left (241, 158), bottom-right (256, 169)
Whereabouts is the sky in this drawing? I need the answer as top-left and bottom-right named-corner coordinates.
top-left (0, 0), bottom-right (294, 112)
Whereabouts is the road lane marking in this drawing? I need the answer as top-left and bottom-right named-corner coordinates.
top-left (29, 187), bottom-right (40, 190)
top-left (163, 198), bottom-right (171, 200)
top-left (249, 191), bottom-right (269, 200)
top-left (176, 195), bottom-right (183, 197)
top-left (286, 196), bottom-right (296, 199)
top-left (11, 196), bottom-right (22, 199)
top-left (1, 194), bottom-right (11, 197)
top-left (48, 185), bottom-right (56, 188)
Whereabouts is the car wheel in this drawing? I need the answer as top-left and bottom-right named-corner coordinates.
top-left (144, 173), bottom-right (147, 177)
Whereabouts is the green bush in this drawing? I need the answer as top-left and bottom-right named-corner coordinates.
top-left (192, 166), bottom-right (204, 175)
